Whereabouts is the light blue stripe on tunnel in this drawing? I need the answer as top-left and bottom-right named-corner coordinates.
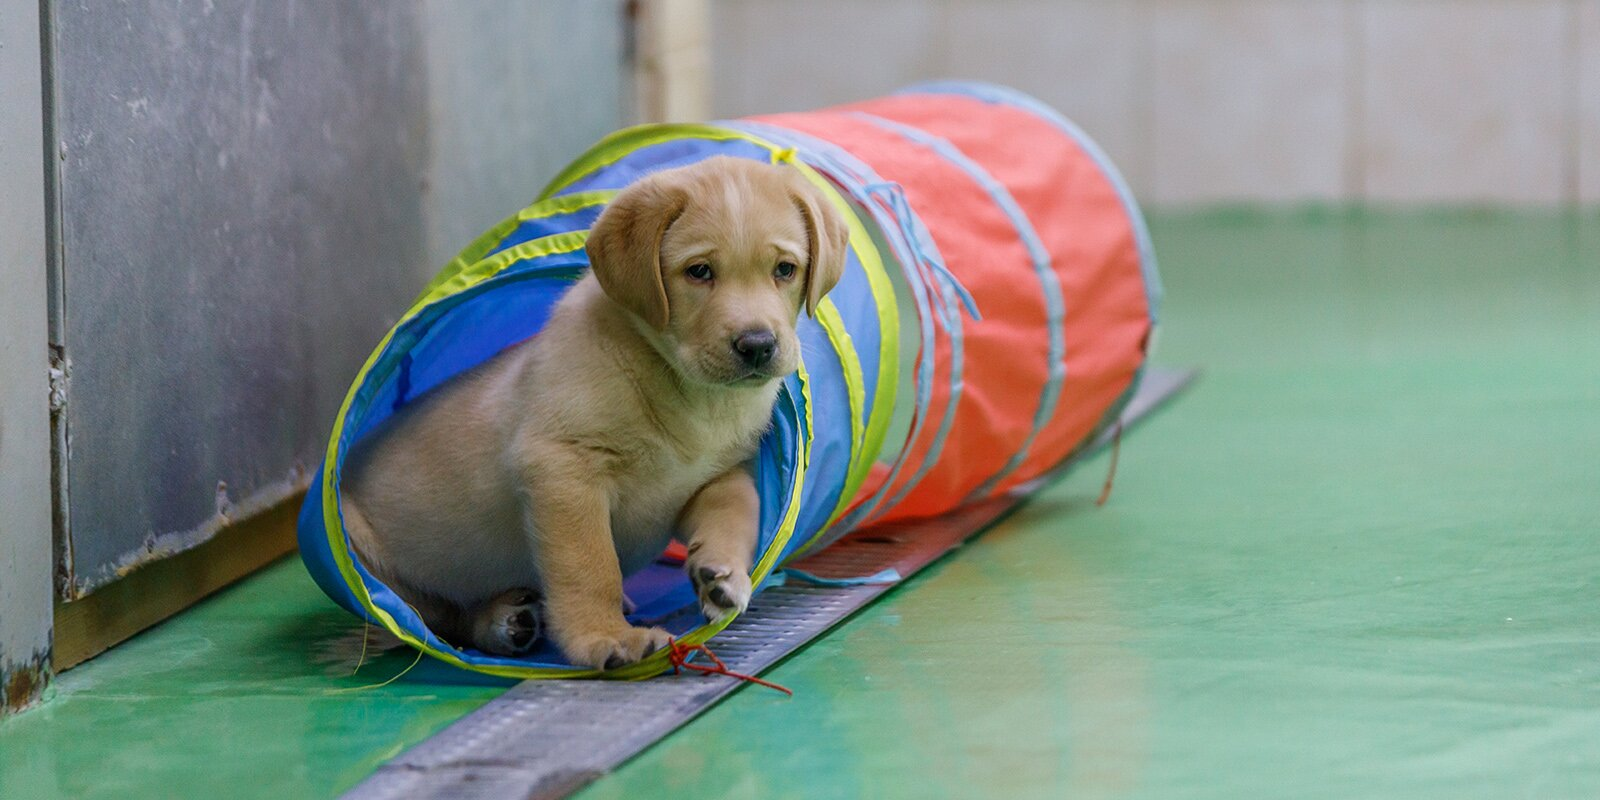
top-left (854, 181), bottom-right (966, 527)
top-left (895, 80), bottom-right (1163, 328)
top-left (725, 122), bottom-right (930, 431)
top-left (848, 111), bottom-right (1068, 501)
top-left (726, 119), bottom-right (949, 543)
top-left (898, 80), bottom-right (1164, 446)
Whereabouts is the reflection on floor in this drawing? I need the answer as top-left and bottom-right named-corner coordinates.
top-left (4, 210), bottom-right (1597, 799)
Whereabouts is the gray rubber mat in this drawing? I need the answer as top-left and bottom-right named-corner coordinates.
top-left (343, 367), bottom-right (1195, 800)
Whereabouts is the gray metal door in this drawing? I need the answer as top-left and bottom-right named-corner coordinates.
top-left (46, 0), bottom-right (627, 597)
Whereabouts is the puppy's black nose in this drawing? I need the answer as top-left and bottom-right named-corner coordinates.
top-left (732, 329), bottom-right (777, 369)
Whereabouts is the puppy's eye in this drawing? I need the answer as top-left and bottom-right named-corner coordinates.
top-left (685, 263), bottom-right (714, 282)
top-left (774, 261), bottom-right (798, 281)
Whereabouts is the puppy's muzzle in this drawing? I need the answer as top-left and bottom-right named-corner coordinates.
top-left (732, 329), bottom-right (778, 370)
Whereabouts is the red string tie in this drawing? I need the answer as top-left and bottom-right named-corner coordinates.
top-left (1096, 421), bottom-right (1124, 507)
top-left (666, 638), bottom-right (793, 697)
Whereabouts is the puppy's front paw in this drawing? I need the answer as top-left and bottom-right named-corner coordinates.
top-left (470, 588), bottom-right (542, 656)
top-left (566, 625), bottom-right (672, 671)
top-left (689, 563), bottom-right (752, 621)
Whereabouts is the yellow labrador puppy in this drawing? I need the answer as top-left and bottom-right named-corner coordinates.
top-left (340, 156), bottom-right (846, 670)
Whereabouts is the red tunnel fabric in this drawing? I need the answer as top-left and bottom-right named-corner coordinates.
top-left (843, 94), bottom-right (1153, 497)
top-left (755, 109), bottom-right (1046, 521)
top-left (756, 90), bottom-right (1152, 523)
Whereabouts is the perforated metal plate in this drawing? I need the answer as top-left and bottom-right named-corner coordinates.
top-left (343, 367), bottom-right (1195, 800)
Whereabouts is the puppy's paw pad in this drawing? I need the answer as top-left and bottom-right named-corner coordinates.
top-left (689, 563), bottom-right (751, 621)
top-left (570, 625), bottom-right (672, 671)
top-left (473, 589), bottom-right (542, 656)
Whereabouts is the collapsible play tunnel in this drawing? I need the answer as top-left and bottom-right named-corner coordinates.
top-left (298, 82), bottom-right (1161, 680)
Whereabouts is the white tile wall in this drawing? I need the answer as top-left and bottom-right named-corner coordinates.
top-left (942, 0), bottom-right (1145, 196)
top-left (420, 0), bottom-right (627, 267)
top-left (710, 0), bottom-right (1596, 207)
top-left (1579, 0), bottom-right (1600, 205)
top-left (1359, 0), bottom-right (1569, 205)
top-left (712, 0), bottom-right (946, 119)
top-left (1144, 0), bottom-right (1352, 205)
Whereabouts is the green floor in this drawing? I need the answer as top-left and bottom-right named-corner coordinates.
top-left (4, 210), bottom-right (1597, 799)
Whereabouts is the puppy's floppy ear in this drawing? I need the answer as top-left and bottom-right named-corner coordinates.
top-left (788, 174), bottom-right (849, 317)
top-left (586, 176), bottom-right (688, 329)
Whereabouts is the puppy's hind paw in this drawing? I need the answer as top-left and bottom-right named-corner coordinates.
top-left (689, 563), bottom-right (752, 622)
top-left (470, 588), bottom-right (542, 656)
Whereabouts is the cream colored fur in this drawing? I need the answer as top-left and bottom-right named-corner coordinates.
top-left (339, 157), bottom-right (847, 670)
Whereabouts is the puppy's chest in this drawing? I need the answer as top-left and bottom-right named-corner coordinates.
top-left (606, 440), bottom-right (747, 574)
top-left (614, 429), bottom-right (753, 505)
top-left (607, 405), bottom-right (765, 528)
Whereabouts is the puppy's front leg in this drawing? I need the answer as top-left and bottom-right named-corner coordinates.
top-left (680, 466), bottom-right (759, 621)
top-left (522, 446), bottom-right (670, 670)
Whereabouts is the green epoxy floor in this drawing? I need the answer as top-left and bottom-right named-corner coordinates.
top-left (0, 563), bottom-right (503, 797)
top-left (4, 211), bottom-right (1597, 799)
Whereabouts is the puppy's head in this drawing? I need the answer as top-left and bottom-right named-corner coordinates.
top-left (585, 156), bottom-right (848, 387)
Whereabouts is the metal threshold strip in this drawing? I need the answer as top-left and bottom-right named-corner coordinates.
top-left (343, 367), bottom-right (1196, 800)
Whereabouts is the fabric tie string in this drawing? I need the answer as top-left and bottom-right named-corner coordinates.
top-left (1095, 422), bottom-right (1124, 507)
top-left (863, 182), bottom-right (982, 322)
top-left (777, 566), bottom-right (902, 587)
top-left (666, 638), bottom-right (794, 697)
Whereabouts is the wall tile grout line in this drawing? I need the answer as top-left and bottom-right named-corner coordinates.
top-left (1562, 0), bottom-right (1581, 207)
top-left (1348, 0), bottom-right (1367, 204)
